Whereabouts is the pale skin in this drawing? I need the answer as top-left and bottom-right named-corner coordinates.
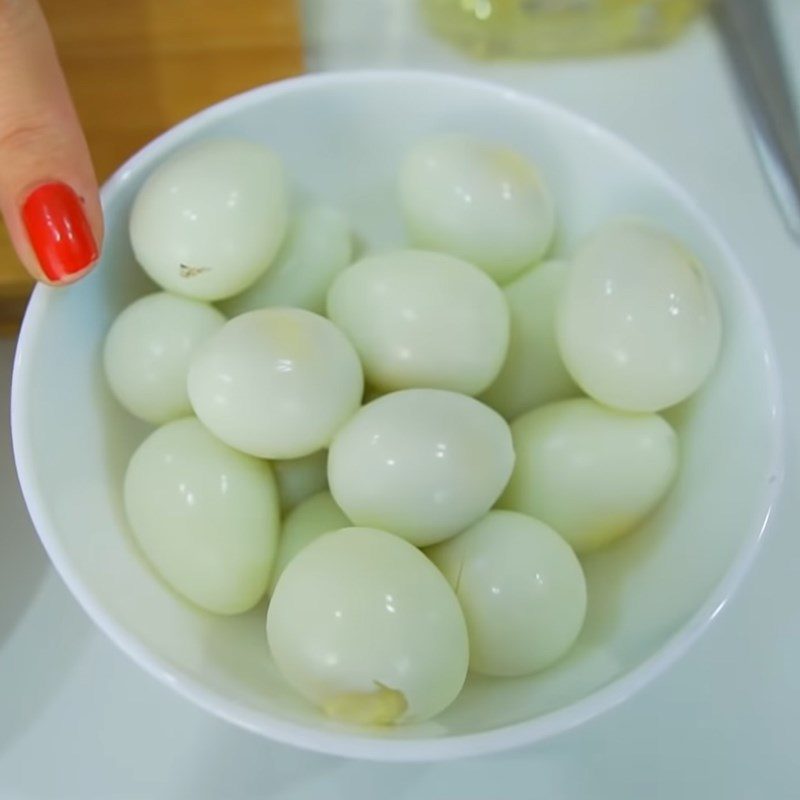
top-left (0, 0), bottom-right (103, 283)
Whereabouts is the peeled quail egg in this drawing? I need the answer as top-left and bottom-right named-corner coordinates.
top-left (130, 139), bottom-right (288, 301)
top-left (428, 510), bottom-right (587, 676)
top-left (268, 490), bottom-right (350, 593)
top-left (124, 417), bottom-right (280, 614)
top-left (103, 292), bottom-right (226, 424)
top-left (498, 398), bottom-right (679, 553)
top-left (327, 249), bottom-right (509, 395)
top-left (399, 135), bottom-right (555, 283)
top-left (479, 260), bottom-right (579, 419)
top-left (187, 308), bottom-right (363, 459)
top-left (267, 527), bottom-right (469, 724)
top-left (328, 389), bottom-right (515, 547)
top-left (557, 220), bottom-right (722, 411)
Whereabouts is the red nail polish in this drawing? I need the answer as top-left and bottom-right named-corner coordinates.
top-left (22, 182), bottom-right (98, 283)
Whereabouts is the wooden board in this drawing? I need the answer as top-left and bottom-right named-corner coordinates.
top-left (0, 0), bottom-right (304, 333)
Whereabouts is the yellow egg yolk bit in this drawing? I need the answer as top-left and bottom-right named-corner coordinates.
top-left (323, 682), bottom-right (409, 725)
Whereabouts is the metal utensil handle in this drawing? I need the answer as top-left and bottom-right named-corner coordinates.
top-left (712, 0), bottom-right (800, 242)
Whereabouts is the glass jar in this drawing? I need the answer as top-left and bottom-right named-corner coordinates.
top-left (420, 0), bottom-right (711, 59)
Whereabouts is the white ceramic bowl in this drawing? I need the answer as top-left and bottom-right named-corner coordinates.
top-left (11, 71), bottom-right (784, 761)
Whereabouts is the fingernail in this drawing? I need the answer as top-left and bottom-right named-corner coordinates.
top-left (22, 181), bottom-right (98, 283)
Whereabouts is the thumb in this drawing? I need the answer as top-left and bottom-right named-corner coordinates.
top-left (0, 0), bottom-right (103, 285)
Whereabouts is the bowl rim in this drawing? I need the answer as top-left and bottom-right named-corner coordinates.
top-left (10, 68), bottom-right (786, 762)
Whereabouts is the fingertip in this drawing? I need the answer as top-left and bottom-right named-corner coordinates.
top-left (20, 181), bottom-right (100, 285)
top-left (0, 0), bottom-right (105, 288)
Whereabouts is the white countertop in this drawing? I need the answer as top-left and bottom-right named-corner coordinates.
top-left (2, 2), bottom-right (799, 797)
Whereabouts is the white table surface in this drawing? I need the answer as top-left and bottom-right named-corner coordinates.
top-left (2, 2), bottom-right (800, 797)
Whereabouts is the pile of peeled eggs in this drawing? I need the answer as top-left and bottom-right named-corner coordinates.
top-left (104, 135), bottom-right (722, 726)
